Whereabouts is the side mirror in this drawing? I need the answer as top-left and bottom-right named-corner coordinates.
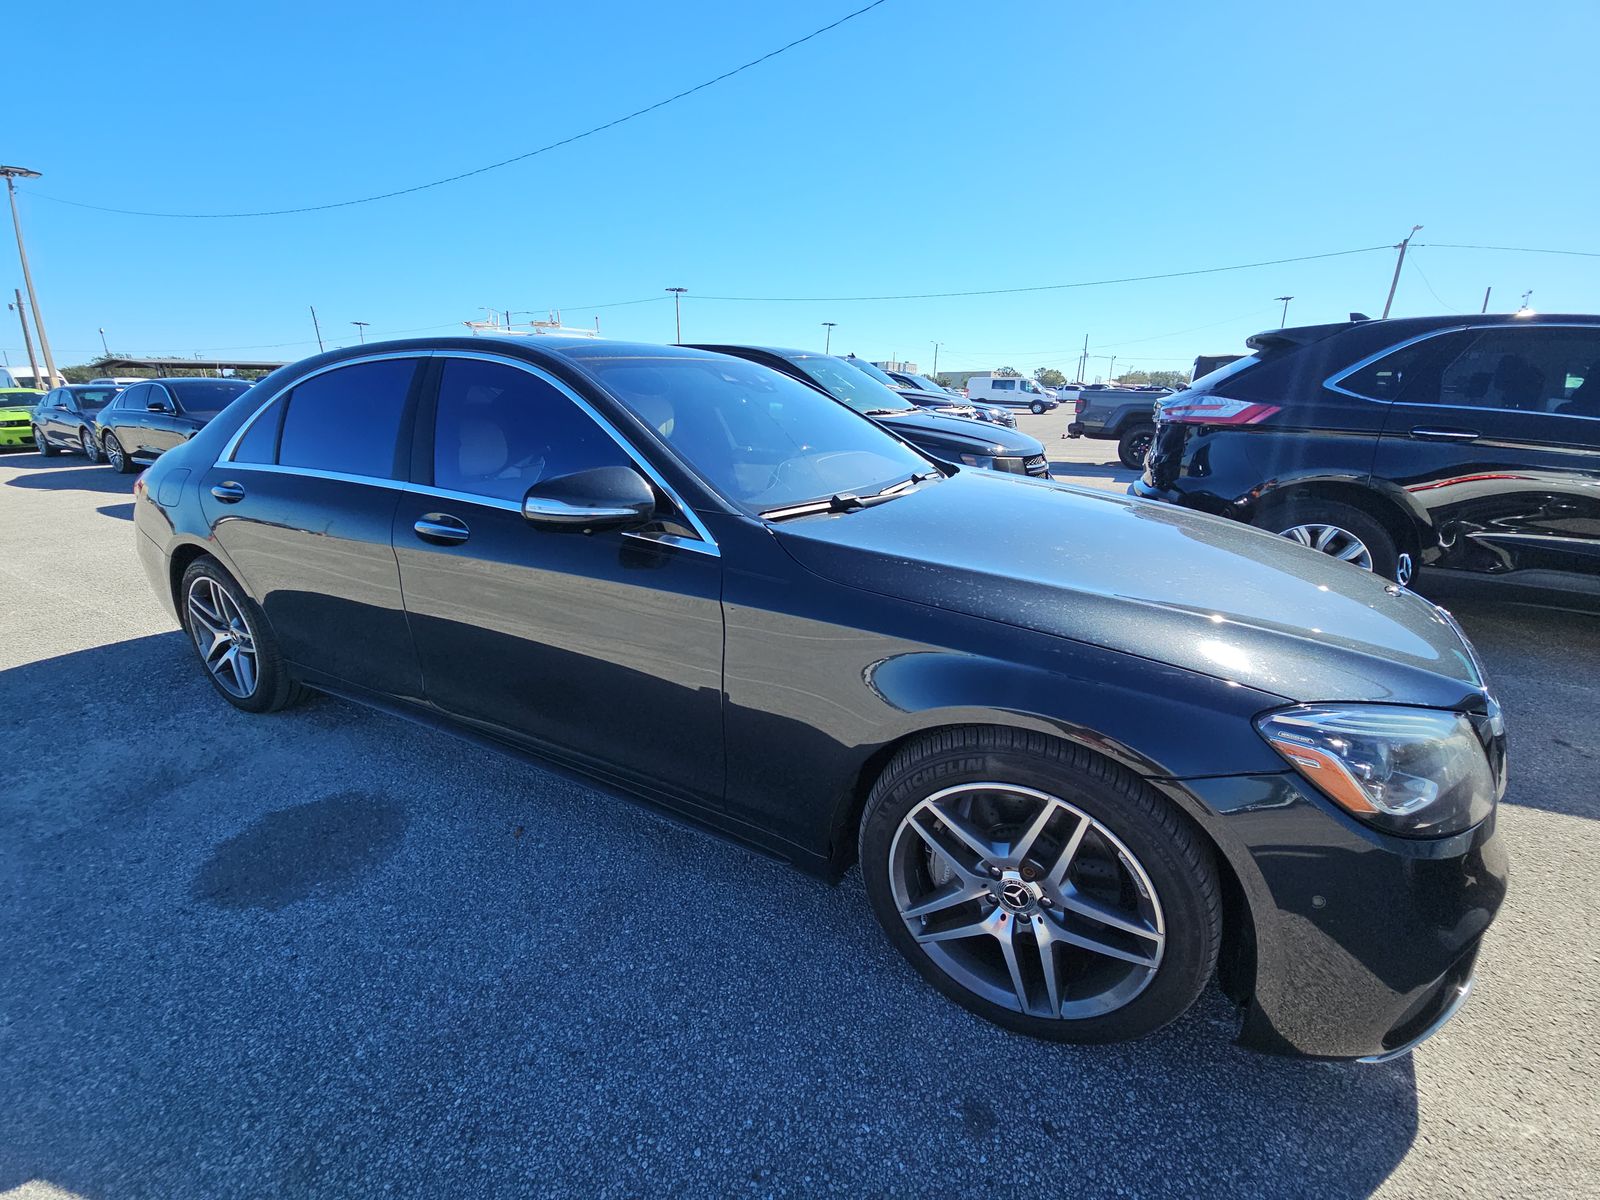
top-left (521, 464), bottom-right (656, 533)
top-left (147, 400), bottom-right (173, 413)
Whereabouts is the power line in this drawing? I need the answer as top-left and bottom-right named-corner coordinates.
top-left (21, 2), bottom-right (893, 219)
top-left (694, 245), bottom-right (1393, 302)
top-left (1407, 254), bottom-right (1462, 314)
top-left (1418, 242), bottom-right (1600, 259)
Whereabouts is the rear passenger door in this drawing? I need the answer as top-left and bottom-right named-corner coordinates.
top-left (1374, 325), bottom-right (1600, 582)
top-left (199, 355), bottom-right (428, 700)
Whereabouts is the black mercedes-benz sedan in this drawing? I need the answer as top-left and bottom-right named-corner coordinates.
top-left (692, 343), bottom-right (1051, 478)
top-left (132, 337), bottom-right (1507, 1059)
top-left (95, 377), bottom-right (254, 472)
top-left (32, 383), bottom-right (124, 460)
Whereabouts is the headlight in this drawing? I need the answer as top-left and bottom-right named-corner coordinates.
top-left (1255, 704), bottom-right (1499, 837)
top-left (959, 453), bottom-right (1027, 473)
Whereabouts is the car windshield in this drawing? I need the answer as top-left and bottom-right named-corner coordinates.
top-left (840, 357), bottom-right (901, 386)
top-left (902, 373), bottom-right (951, 393)
top-left (783, 354), bottom-right (917, 415)
top-left (585, 355), bottom-right (935, 515)
top-left (169, 380), bottom-right (252, 418)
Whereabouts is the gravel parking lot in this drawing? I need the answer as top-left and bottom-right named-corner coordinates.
top-left (2, 448), bottom-right (1596, 1199)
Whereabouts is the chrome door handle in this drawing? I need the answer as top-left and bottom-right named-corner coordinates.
top-left (414, 514), bottom-right (470, 545)
top-left (210, 481), bottom-right (246, 503)
top-left (1410, 427), bottom-right (1480, 442)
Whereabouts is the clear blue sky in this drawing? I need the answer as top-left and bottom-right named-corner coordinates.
top-left (6, 0), bottom-right (1597, 379)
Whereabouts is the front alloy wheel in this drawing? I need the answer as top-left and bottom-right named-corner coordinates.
top-left (859, 728), bottom-right (1220, 1044)
top-left (80, 428), bottom-right (100, 462)
top-left (889, 783), bottom-right (1165, 1021)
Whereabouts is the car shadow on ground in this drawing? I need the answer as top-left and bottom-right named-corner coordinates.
top-left (0, 634), bottom-right (1420, 1199)
top-left (3, 455), bottom-right (132, 496)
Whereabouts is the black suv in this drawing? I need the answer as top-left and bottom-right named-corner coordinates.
top-left (1132, 314), bottom-right (1600, 595)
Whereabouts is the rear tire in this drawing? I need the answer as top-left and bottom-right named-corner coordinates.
top-left (35, 427), bottom-right (57, 457)
top-left (104, 432), bottom-right (136, 473)
top-left (1256, 498), bottom-right (1401, 581)
top-left (858, 726), bottom-right (1221, 1044)
top-left (80, 428), bottom-right (100, 462)
top-left (179, 557), bottom-right (305, 713)
top-left (1117, 423), bottom-right (1156, 470)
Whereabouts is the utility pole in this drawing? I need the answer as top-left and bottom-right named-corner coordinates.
top-left (1519, 290), bottom-right (1533, 313)
top-left (1480, 286), bottom-right (1492, 314)
top-left (351, 320), bottom-right (370, 344)
top-left (1276, 295), bottom-right (1294, 327)
top-left (1077, 333), bottom-right (1089, 383)
top-left (821, 322), bottom-right (837, 353)
top-left (1380, 225), bottom-right (1423, 319)
top-left (309, 305), bottom-right (325, 352)
top-left (10, 289), bottom-right (40, 387)
top-left (1108, 356), bottom-right (1117, 384)
top-left (665, 287), bottom-right (687, 343)
top-left (930, 341), bottom-right (942, 376)
top-left (2, 165), bottom-right (58, 386)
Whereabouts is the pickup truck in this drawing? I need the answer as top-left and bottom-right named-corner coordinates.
top-left (1064, 386), bottom-right (1171, 468)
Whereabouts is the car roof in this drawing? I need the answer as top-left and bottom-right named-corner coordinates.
top-left (1248, 312), bottom-right (1600, 352)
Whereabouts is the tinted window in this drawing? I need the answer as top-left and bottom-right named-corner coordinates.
top-left (1335, 338), bottom-right (1445, 401)
top-left (784, 354), bottom-right (916, 414)
top-left (278, 358), bottom-right (418, 478)
top-left (993, 378), bottom-right (1015, 390)
top-left (433, 358), bottom-right (632, 503)
top-left (74, 387), bottom-right (118, 412)
top-left (586, 354), bottom-right (932, 514)
top-left (119, 384), bottom-right (151, 411)
top-left (169, 379), bottom-right (251, 419)
top-left (1432, 327), bottom-right (1600, 415)
top-left (232, 395), bottom-right (285, 464)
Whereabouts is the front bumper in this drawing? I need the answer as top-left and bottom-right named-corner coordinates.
top-left (0, 423), bottom-right (35, 448)
top-left (1161, 771), bottom-right (1507, 1060)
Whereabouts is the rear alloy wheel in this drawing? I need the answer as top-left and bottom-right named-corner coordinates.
top-left (1259, 499), bottom-right (1403, 582)
top-left (35, 427), bottom-right (57, 457)
top-left (80, 428), bottom-right (100, 462)
top-left (1117, 423), bottom-right (1155, 469)
top-left (860, 728), bottom-right (1221, 1043)
top-left (180, 558), bottom-right (303, 713)
top-left (104, 432), bottom-right (135, 473)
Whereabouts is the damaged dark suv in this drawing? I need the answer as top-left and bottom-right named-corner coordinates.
top-left (1133, 313), bottom-right (1600, 596)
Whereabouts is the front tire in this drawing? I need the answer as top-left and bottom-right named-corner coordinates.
top-left (1257, 498), bottom-right (1402, 581)
top-left (859, 727), bottom-right (1221, 1044)
top-left (1030, 400), bottom-right (1047, 414)
top-left (35, 427), bottom-right (57, 457)
top-left (1117, 423), bottom-right (1155, 470)
top-left (180, 557), bottom-right (304, 713)
top-left (80, 428), bottom-right (100, 462)
top-left (104, 432), bottom-right (136, 473)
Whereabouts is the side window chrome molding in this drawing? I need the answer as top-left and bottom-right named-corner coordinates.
top-left (221, 462), bottom-right (405, 490)
top-left (218, 350), bottom-right (435, 464)
top-left (437, 350), bottom-right (721, 558)
top-left (1325, 321), bottom-right (1600, 416)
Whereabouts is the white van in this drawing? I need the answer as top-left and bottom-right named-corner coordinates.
top-left (964, 374), bottom-right (1060, 413)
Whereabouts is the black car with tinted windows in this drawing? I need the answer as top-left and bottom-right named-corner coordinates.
top-left (32, 383), bottom-right (124, 460)
top-left (693, 344), bottom-right (1051, 478)
top-left (884, 368), bottom-right (1018, 427)
top-left (1133, 313), bottom-right (1600, 596)
top-left (130, 335), bottom-right (1506, 1061)
top-left (95, 377), bottom-right (254, 473)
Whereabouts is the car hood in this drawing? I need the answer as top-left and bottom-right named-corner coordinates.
top-left (0, 403), bottom-right (35, 418)
top-left (771, 471), bottom-right (1486, 707)
top-left (874, 409), bottom-right (1043, 456)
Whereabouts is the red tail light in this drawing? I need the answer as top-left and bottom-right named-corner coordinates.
top-left (1157, 395), bottom-right (1280, 426)
top-left (1074, 397), bottom-right (1087, 414)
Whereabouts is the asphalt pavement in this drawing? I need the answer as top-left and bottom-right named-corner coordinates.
top-left (1, 445), bottom-right (1596, 1199)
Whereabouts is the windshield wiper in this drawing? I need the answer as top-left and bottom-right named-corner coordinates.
top-left (861, 407), bottom-right (907, 416)
top-left (760, 471), bottom-right (940, 522)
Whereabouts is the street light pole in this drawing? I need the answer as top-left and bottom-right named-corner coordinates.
top-left (822, 322), bottom-right (837, 353)
top-left (351, 320), bottom-right (370, 344)
top-left (666, 287), bottom-right (687, 343)
top-left (9, 290), bottom-right (40, 387)
top-left (98, 327), bottom-right (110, 357)
top-left (1275, 295), bottom-right (1294, 327)
top-left (1380, 225), bottom-right (1423, 319)
top-left (2, 165), bottom-right (59, 386)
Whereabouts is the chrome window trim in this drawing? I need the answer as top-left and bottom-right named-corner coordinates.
top-left (219, 462), bottom-right (404, 490)
top-left (435, 350), bottom-right (720, 557)
top-left (217, 348), bottom-right (720, 558)
top-left (1325, 322), bottom-right (1600, 420)
top-left (219, 350), bottom-right (435, 463)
